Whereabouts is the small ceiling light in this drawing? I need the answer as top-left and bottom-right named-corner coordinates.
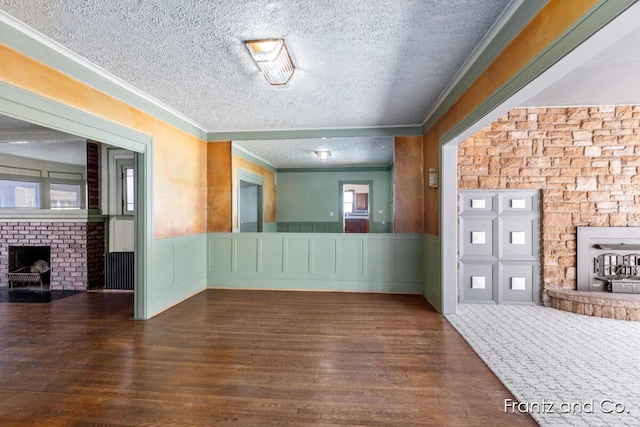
top-left (315, 150), bottom-right (331, 160)
top-left (245, 39), bottom-right (295, 86)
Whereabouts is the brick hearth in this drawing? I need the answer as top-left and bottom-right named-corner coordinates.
top-left (548, 289), bottom-right (640, 321)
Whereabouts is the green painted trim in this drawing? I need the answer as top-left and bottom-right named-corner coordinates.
top-left (0, 12), bottom-right (207, 140)
top-left (439, 0), bottom-right (635, 142)
top-left (422, 0), bottom-right (546, 131)
top-left (135, 150), bottom-right (153, 319)
top-left (232, 146), bottom-right (277, 172)
top-left (208, 126), bottom-right (422, 141)
top-left (0, 82), bottom-right (151, 150)
top-left (278, 165), bottom-right (391, 173)
top-left (238, 169), bottom-right (264, 186)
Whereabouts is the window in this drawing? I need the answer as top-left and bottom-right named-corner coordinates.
top-left (344, 190), bottom-right (354, 213)
top-left (50, 183), bottom-right (82, 209)
top-left (0, 179), bottom-right (39, 208)
top-left (123, 165), bottom-right (135, 214)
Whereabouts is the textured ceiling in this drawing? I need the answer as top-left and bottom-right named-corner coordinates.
top-left (5, 1), bottom-right (639, 170)
top-left (0, 0), bottom-right (512, 131)
top-left (234, 136), bottom-right (394, 168)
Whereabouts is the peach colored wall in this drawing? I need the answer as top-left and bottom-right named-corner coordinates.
top-left (231, 154), bottom-right (277, 230)
top-left (207, 142), bottom-right (233, 232)
top-left (393, 136), bottom-right (424, 233)
top-left (0, 44), bottom-right (207, 239)
top-left (422, 0), bottom-right (599, 236)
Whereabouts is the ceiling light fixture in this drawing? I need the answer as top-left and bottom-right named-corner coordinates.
top-left (245, 39), bottom-right (295, 86)
top-left (315, 150), bottom-right (331, 160)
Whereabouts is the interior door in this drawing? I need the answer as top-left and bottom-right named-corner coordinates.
top-left (459, 190), bottom-right (540, 304)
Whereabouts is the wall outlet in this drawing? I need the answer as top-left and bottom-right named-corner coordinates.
top-left (330, 212), bottom-right (333, 217)
top-left (378, 210), bottom-right (383, 214)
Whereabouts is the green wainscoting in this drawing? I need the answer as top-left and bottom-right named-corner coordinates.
top-left (277, 222), bottom-right (392, 233)
top-left (208, 233), bottom-right (424, 293)
top-left (276, 222), bottom-right (341, 233)
top-left (150, 233), bottom-right (208, 316)
top-left (423, 234), bottom-right (442, 311)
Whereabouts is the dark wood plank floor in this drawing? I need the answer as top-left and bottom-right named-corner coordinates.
top-left (0, 290), bottom-right (535, 426)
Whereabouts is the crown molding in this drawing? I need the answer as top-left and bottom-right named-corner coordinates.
top-left (421, 0), bottom-right (547, 132)
top-left (232, 145), bottom-right (278, 172)
top-left (208, 125), bottom-right (422, 141)
top-left (278, 165), bottom-right (392, 173)
top-left (0, 10), bottom-right (208, 140)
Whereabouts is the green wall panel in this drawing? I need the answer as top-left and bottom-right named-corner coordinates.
top-left (208, 233), bottom-right (423, 293)
top-left (423, 235), bottom-right (442, 311)
top-left (367, 239), bottom-right (393, 276)
top-left (174, 240), bottom-right (192, 283)
top-left (235, 238), bottom-right (258, 272)
top-left (150, 234), bottom-right (208, 316)
top-left (395, 238), bottom-right (423, 280)
top-left (209, 237), bottom-right (233, 272)
top-left (190, 237), bottom-right (207, 276)
top-left (153, 243), bottom-right (174, 290)
top-left (338, 239), bottom-right (363, 275)
top-left (277, 222), bottom-right (341, 233)
top-left (312, 238), bottom-right (337, 274)
top-left (285, 238), bottom-right (310, 273)
top-left (261, 237), bottom-right (284, 273)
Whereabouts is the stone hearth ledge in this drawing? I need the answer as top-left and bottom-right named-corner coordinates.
top-left (548, 289), bottom-right (640, 321)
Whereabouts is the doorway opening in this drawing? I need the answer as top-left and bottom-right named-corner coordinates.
top-left (339, 181), bottom-right (372, 233)
top-left (238, 170), bottom-right (264, 233)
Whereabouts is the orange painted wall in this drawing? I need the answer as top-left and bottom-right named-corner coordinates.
top-left (393, 136), bottom-right (424, 233)
top-left (0, 44), bottom-right (207, 239)
top-left (207, 142), bottom-right (233, 232)
top-left (423, 0), bottom-right (599, 236)
top-left (231, 154), bottom-right (277, 230)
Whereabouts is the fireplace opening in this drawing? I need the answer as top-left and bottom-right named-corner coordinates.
top-left (577, 227), bottom-right (640, 293)
top-left (8, 246), bottom-right (51, 289)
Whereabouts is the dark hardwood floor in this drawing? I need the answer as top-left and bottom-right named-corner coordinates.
top-left (0, 289), bottom-right (535, 426)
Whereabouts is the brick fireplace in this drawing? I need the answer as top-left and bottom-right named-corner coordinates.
top-left (0, 142), bottom-right (106, 292)
top-left (0, 222), bottom-right (88, 290)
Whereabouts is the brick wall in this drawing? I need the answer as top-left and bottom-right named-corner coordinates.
top-left (86, 141), bottom-right (105, 289)
top-left (458, 106), bottom-right (640, 304)
top-left (87, 141), bottom-right (100, 210)
top-left (0, 222), bottom-right (88, 290)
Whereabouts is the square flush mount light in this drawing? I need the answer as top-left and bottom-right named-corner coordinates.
top-left (245, 39), bottom-right (295, 86)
